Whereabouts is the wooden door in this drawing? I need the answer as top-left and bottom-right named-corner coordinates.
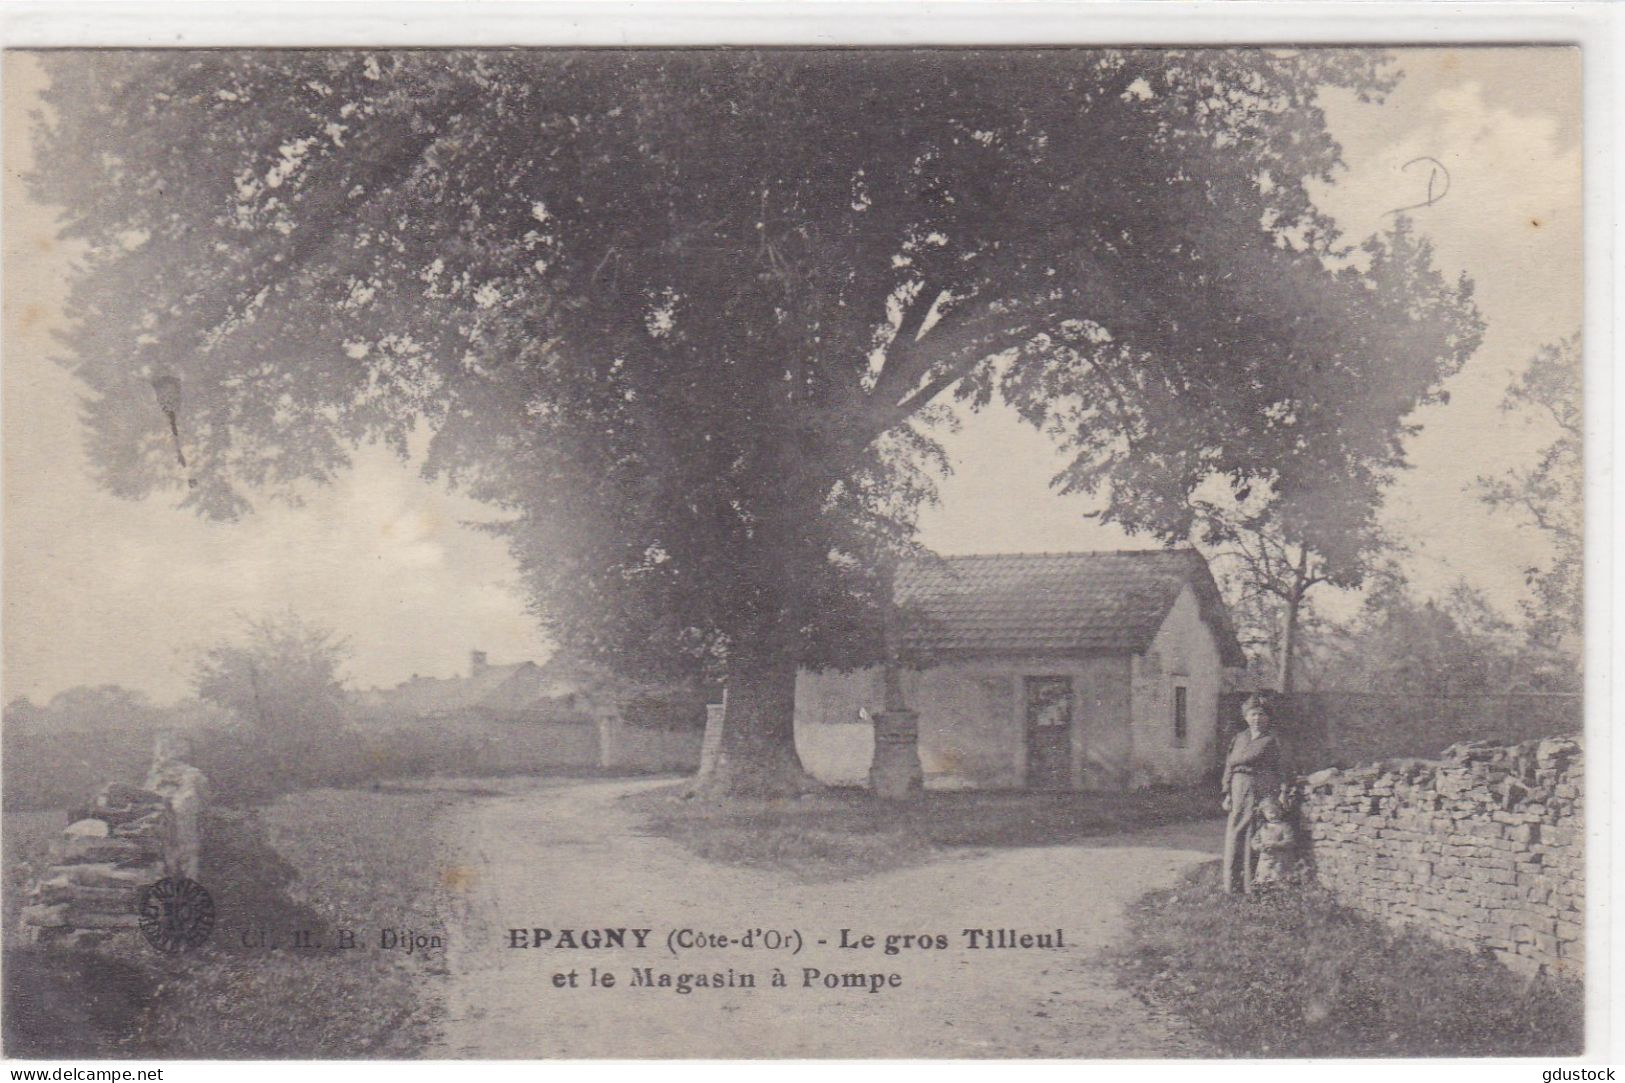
top-left (1024, 676), bottom-right (1075, 790)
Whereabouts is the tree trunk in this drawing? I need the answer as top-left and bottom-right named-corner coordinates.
top-left (705, 647), bottom-right (819, 798)
top-left (1277, 549), bottom-right (1309, 694)
top-left (1277, 595), bottom-right (1300, 694)
top-left (699, 479), bottom-right (827, 798)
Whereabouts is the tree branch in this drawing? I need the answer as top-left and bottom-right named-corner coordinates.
top-left (870, 281), bottom-right (946, 404)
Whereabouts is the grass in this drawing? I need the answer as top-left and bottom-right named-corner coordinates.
top-left (1115, 863), bottom-right (1584, 1058)
top-left (3, 782), bottom-right (485, 1058)
top-left (627, 782), bottom-right (1218, 881)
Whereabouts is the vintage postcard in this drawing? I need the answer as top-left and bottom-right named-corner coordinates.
top-left (0, 9), bottom-right (1603, 1064)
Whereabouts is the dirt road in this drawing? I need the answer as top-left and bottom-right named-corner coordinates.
top-left (434, 778), bottom-right (1220, 1058)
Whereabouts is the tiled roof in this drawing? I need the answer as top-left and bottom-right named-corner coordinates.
top-left (895, 548), bottom-right (1245, 664)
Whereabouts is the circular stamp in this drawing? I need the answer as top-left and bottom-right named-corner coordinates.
top-left (138, 876), bottom-right (216, 954)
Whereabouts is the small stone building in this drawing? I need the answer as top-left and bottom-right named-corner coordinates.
top-left (794, 549), bottom-right (1245, 790)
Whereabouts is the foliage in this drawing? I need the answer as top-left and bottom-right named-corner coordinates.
top-left (1474, 335), bottom-right (1583, 651)
top-left (1305, 577), bottom-right (1576, 693)
top-left (0, 691), bottom-right (226, 810)
top-left (31, 50), bottom-right (1480, 786)
top-left (192, 612), bottom-right (350, 738)
top-left (3, 684), bottom-right (168, 734)
top-left (1195, 493), bottom-right (1392, 690)
top-left (1119, 864), bottom-right (1583, 1057)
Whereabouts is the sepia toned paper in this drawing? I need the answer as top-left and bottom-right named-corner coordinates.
top-left (0, 15), bottom-right (1601, 1065)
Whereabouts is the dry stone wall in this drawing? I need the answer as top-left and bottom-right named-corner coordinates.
top-left (20, 739), bottom-right (206, 950)
top-left (1299, 736), bottom-right (1583, 979)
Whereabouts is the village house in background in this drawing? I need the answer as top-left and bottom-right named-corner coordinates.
top-left (353, 649), bottom-right (705, 773)
top-left (795, 550), bottom-right (1247, 791)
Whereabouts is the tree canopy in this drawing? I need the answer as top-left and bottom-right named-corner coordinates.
top-left (31, 49), bottom-right (1481, 789)
top-left (1475, 335), bottom-right (1582, 652)
top-left (1309, 578), bottom-right (1576, 695)
top-left (192, 611), bottom-right (350, 737)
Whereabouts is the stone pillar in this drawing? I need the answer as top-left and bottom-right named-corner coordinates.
top-left (146, 760), bottom-right (206, 882)
top-left (869, 709), bottom-right (923, 799)
top-left (594, 706), bottom-right (620, 770)
top-left (698, 700), bottom-right (727, 777)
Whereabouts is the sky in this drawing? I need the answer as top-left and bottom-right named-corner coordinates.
top-left (1, 47), bottom-right (1583, 704)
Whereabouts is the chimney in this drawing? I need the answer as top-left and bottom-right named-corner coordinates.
top-left (470, 650), bottom-right (488, 677)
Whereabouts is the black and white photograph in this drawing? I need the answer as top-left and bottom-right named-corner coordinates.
top-left (0, 11), bottom-right (1603, 1064)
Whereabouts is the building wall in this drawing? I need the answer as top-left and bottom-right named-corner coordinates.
top-left (1129, 584), bottom-right (1224, 787)
top-left (796, 655), bottom-right (1132, 790)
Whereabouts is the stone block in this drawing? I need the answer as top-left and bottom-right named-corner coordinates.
top-left (49, 835), bottom-right (158, 866)
top-left (46, 862), bottom-right (152, 888)
top-left (28, 927), bottom-right (123, 950)
top-left (1495, 948), bottom-right (1543, 977)
top-left (32, 887), bottom-right (137, 916)
top-left (1536, 738), bottom-right (1579, 766)
top-left (20, 902), bottom-right (72, 927)
top-left (93, 783), bottom-right (168, 825)
top-left (32, 876), bottom-right (139, 905)
top-left (108, 809), bottom-right (168, 839)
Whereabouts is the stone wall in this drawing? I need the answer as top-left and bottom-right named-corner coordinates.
top-left (599, 721), bottom-right (704, 773)
top-left (1298, 736), bottom-right (1583, 978)
top-left (19, 738), bottom-right (207, 950)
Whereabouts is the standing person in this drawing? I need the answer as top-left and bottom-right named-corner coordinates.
top-left (1221, 693), bottom-right (1285, 894)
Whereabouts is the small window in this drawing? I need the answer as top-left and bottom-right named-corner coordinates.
top-left (1025, 676), bottom-right (1074, 729)
top-left (1172, 685), bottom-right (1188, 748)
